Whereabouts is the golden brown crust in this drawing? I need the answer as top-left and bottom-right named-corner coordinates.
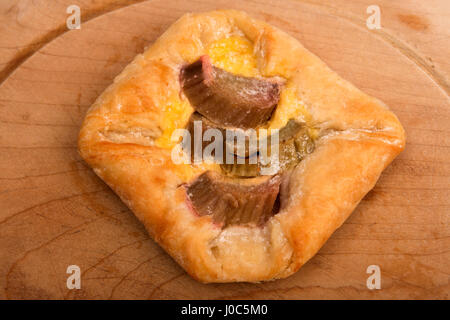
top-left (78, 10), bottom-right (405, 282)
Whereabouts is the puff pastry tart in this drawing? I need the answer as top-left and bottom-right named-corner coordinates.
top-left (78, 10), bottom-right (405, 282)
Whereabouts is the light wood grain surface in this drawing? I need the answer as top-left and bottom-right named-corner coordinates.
top-left (0, 0), bottom-right (449, 299)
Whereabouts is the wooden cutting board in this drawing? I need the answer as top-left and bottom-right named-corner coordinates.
top-left (0, 0), bottom-right (448, 299)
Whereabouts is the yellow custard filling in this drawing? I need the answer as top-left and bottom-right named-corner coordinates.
top-left (155, 95), bottom-right (193, 148)
top-left (206, 36), bottom-right (259, 77)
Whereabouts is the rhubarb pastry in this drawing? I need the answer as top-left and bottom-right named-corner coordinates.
top-left (78, 10), bottom-right (405, 282)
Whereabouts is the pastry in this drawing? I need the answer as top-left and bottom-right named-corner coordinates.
top-left (78, 10), bottom-right (405, 282)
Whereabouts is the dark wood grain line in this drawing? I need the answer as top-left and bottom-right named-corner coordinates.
top-left (0, 189), bottom-right (107, 226)
top-left (0, 167), bottom-right (89, 181)
top-left (63, 237), bottom-right (150, 299)
top-left (0, 0), bottom-right (148, 85)
top-left (107, 252), bottom-right (166, 299)
top-left (146, 273), bottom-right (185, 299)
top-left (4, 214), bottom-right (107, 299)
top-left (0, 120), bottom-right (80, 128)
